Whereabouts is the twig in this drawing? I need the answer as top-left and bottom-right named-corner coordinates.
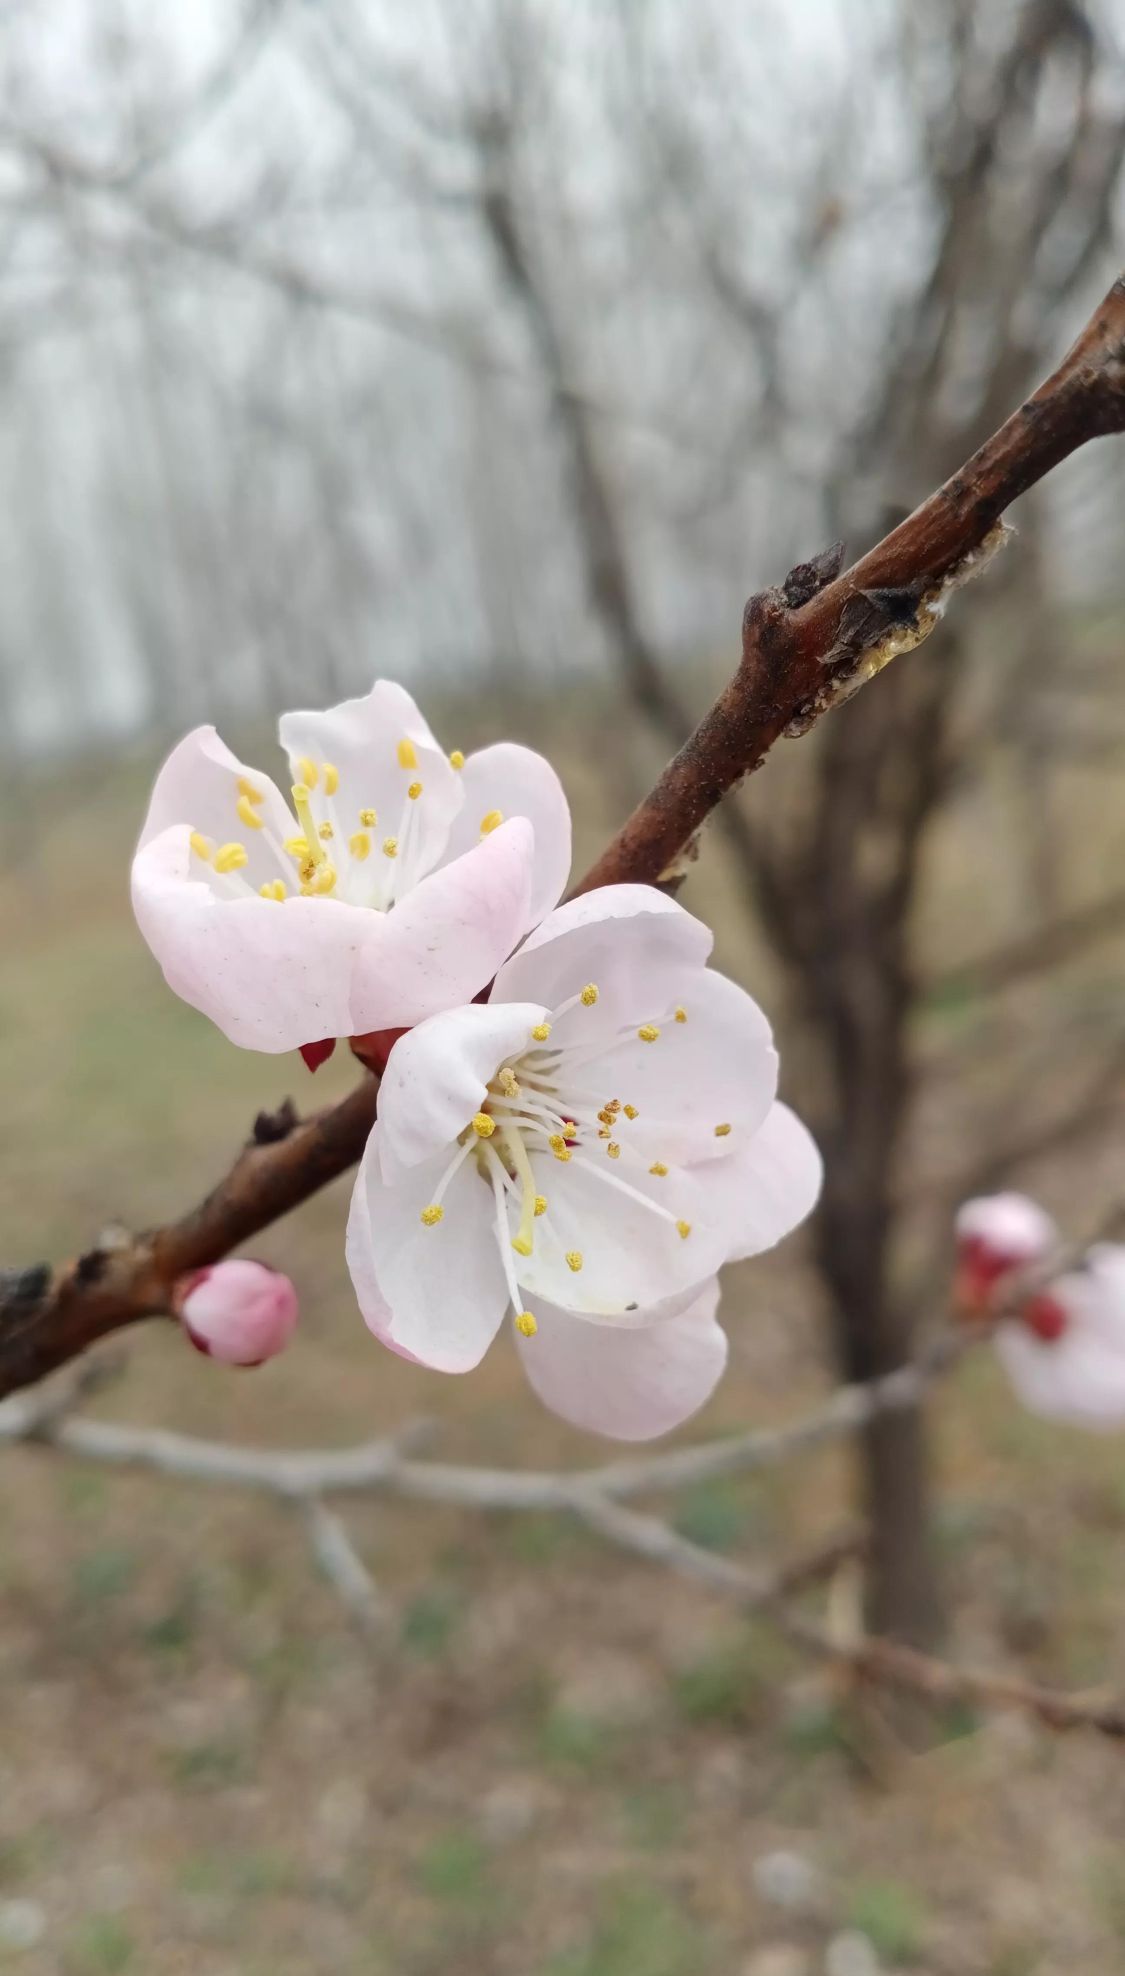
top-left (2, 277), bottom-right (1124, 1398)
top-left (301, 1498), bottom-right (384, 1640)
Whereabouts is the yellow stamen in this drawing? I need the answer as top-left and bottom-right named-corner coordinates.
top-left (420, 1204), bottom-right (444, 1226)
top-left (498, 1067), bottom-right (520, 1097)
top-left (515, 1311), bottom-right (538, 1338)
top-left (189, 831), bottom-right (212, 861)
top-left (472, 1113), bottom-right (495, 1138)
top-left (649, 1162), bottom-right (669, 1177)
top-left (674, 1006), bottom-right (687, 1023)
top-left (318, 821), bottom-right (334, 841)
top-left (236, 794), bottom-right (264, 831)
top-left (531, 1022), bottom-right (551, 1043)
top-left (548, 1136), bottom-right (571, 1162)
top-left (311, 862), bottom-right (337, 895)
top-left (565, 1251), bottom-right (583, 1273)
top-left (677, 1220), bottom-right (692, 1240)
top-left (534, 1196), bottom-right (548, 1217)
top-left (359, 808), bottom-right (377, 828)
top-left (580, 983), bottom-right (599, 1006)
top-left (349, 831), bottom-right (371, 861)
top-left (397, 738), bottom-right (417, 770)
top-left (298, 757), bottom-right (319, 789)
top-left (598, 1129), bottom-right (611, 1140)
top-left (479, 809), bottom-right (503, 836)
top-left (607, 1142), bottom-right (621, 1159)
top-left (299, 857), bottom-right (318, 885)
top-left (449, 749), bottom-right (465, 770)
top-left (322, 762), bottom-right (339, 796)
top-left (512, 1235), bottom-right (533, 1258)
top-left (291, 785), bottom-right (325, 865)
top-left (624, 1104), bottom-right (639, 1120)
top-left (407, 781), bottom-right (423, 801)
top-left (214, 842), bottom-right (248, 874)
top-left (237, 777), bottom-right (264, 806)
top-left (259, 879), bottom-right (286, 901)
top-left (284, 836), bottom-right (309, 858)
top-left (383, 837), bottom-right (398, 859)
top-left (714, 1123), bottom-right (732, 1137)
top-left (638, 1024), bottom-right (660, 1043)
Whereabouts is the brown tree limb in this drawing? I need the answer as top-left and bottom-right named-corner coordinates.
top-left (1, 275), bottom-right (1124, 1400)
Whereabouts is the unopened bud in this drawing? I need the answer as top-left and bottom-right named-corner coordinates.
top-left (173, 1260), bottom-right (298, 1367)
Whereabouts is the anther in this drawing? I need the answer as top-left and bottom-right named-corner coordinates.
top-left (397, 738), bottom-right (417, 770)
top-left (317, 821), bottom-right (334, 841)
top-left (531, 1022), bottom-right (551, 1043)
top-left (298, 757), bottom-right (319, 788)
top-left (638, 1024), bottom-right (660, 1043)
top-left (498, 1067), bottom-right (520, 1097)
top-left (359, 808), bottom-right (377, 828)
top-left (472, 1113), bottom-right (496, 1138)
top-left (449, 749), bottom-right (465, 770)
top-left (479, 810), bottom-right (503, 836)
top-left (322, 762), bottom-right (339, 795)
top-left (407, 781), bottom-right (423, 800)
top-left (548, 1137), bottom-right (572, 1162)
top-left (534, 1196), bottom-right (548, 1216)
top-left (565, 1251), bottom-right (583, 1273)
top-left (237, 794), bottom-right (264, 831)
top-left (674, 1006), bottom-right (687, 1023)
top-left (285, 836), bottom-right (309, 858)
top-left (623, 1104), bottom-right (639, 1120)
top-left (580, 983), bottom-right (599, 1006)
top-left (714, 1123), bottom-right (732, 1137)
top-left (420, 1204), bottom-right (444, 1226)
top-left (349, 831), bottom-right (371, 861)
top-left (676, 1220), bottom-right (692, 1240)
top-left (649, 1162), bottom-right (669, 1177)
top-left (299, 858), bottom-right (318, 885)
top-left (259, 879), bottom-right (286, 901)
top-left (237, 778), bottom-right (264, 805)
top-left (607, 1142), bottom-right (621, 1159)
top-left (515, 1312), bottom-right (538, 1338)
top-left (383, 837), bottom-right (398, 859)
top-left (214, 842), bottom-right (249, 874)
top-left (311, 863), bottom-right (337, 895)
top-left (189, 831), bottom-right (212, 861)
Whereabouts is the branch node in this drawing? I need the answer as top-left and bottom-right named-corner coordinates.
top-left (781, 540), bottom-right (847, 608)
top-left (252, 1097), bottom-right (300, 1146)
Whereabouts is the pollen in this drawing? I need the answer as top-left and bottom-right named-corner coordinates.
top-left (534, 1195), bottom-right (548, 1216)
top-left (189, 831), bottom-right (212, 861)
top-left (498, 1067), bottom-right (520, 1097)
top-left (515, 1311), bottom-right (538, 1338)
top-left (322, 762), bottom-right (339, 795)
top-left (317, 821), bottom-right (334, 841)
top-left (397, 738), bottom-right (417, 770)
top-left (638, 1024), bottom-right (660, 1043)
top-left (420, 1204), bottom-right (444, 1226)
top-left (383, 837), bottom-right (399, 859)
top-left (512, 1235), bottom-right (534, 1257)
top-left (676, 1220), bottom-right (692, 1240)
top-left (259, 879), bottom-right (286, 901)
top-left (565, 1251), bottom-right (583, 1272)
top-left (472, 1112), bottom-right (496, 1138)
top-left (349, 830), bottom-right (371, 861)
top-left (407, 780), bottom-right (423, 800)
top-left (714, 1123), bottom-right (732, 1137)
top-left (298, 757), bottom-right (319, 788)
top-left (214, 841), bottom-right (249, 874)
top-left (449, 749), bottom-right (465, 769)
top-left (531, 1022), bottom-right (551, 1043)
top-left (236, 794), bottom-right (264, 831)
top-left (649, 1161), bottom-right (669, 1177)
top-left (299, 857), bottom-right (318, 884)
top-left (237, 777), bottom-right (264, 805)
top-left (580, 983), bottom-right (599, 1006)
top-left (548, 1136), bottom-right (572, 1162)
top-left (674, 1006), bottom-right (687, 1023)
top-left (623, 1104), bottom-right (638, 1120)
top-left (607, 1142), bottom-right (621, 1159)
top-left (479, 809), bottom-right (504, 836)
top-left (359, 808), bottom-right (377, 827)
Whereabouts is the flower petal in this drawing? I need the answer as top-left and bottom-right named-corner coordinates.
top-left (137, 726), bottom-right (295, 881)
top-left (515, 1280), bottom-right (727, 1439)
top-left (517, 1150), bottom-right (724, 1317)
top-left (376, 1000), bottom-right (548, 1183)
top-left (438, 742), bottom-right (571, 927)
top-left (994, 1318), bottom-right (1125, 1428)
top-left (348, 1132), bottom-right (509, 1371)
top-left (132, 823), bottom-right (369, 1051)
top-left (685, 1101), bottom-right (822, 1261)
top-left (349, 818), bottom-right (536, 1036)
top-left (279, 679), bottom-right (462, 894)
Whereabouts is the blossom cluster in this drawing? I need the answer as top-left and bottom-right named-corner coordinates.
top-left (134, 678), bottom-right (821, 1438)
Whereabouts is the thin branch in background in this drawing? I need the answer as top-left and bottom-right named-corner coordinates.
top-left (301, 1497), bottom-right (385, 1641)
top-left (924, 882), bottom-right (1125, 1004)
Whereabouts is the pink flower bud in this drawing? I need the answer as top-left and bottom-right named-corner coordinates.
top-left (173, 1260), bottom-right (298, 1367)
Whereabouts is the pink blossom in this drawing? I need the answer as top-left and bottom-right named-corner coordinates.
top-left (132, 680), bottom-right (571, 1053)
top-left (174, 1260), bottom-right (298, 1366)
top-left (953, 1191), bottom-right (1059, 1314)
top-left (346, 886), bottom-right (821, 1439)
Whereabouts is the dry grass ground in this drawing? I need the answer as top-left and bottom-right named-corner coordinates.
top-left (4, 684), bottom-right (1125, 1975)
